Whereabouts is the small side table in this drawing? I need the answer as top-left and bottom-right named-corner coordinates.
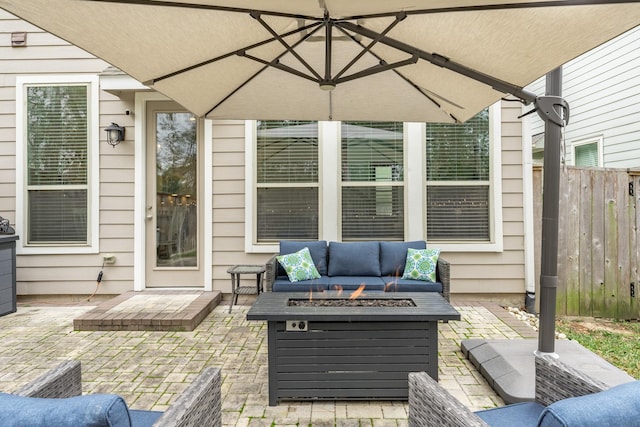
top-left (227, 264), bottom-right (266, 313)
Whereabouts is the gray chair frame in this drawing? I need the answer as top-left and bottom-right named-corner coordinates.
top-left (14, 360), bottom-right (222, 427)
top-left (408, 354), bottom-right (609, 427)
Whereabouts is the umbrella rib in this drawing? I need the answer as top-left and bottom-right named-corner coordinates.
top-left (250, 11), bottom-right (321, 81)
top-left (150, 21), bottom-right (323, 84)
top-left (333, 13), bottom-right (406, 81)
top-left (334, 56), bottom-right (419, 85)
top-left (240, 53), bottom-right (318, 83)
top-left (339, 21), bottom-right (537, 105)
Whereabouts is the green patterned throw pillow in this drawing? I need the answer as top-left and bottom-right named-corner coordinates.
top-left (276, 247), bottom-right (321, 283)
top-left (402, 248), bottom-right (440, 282)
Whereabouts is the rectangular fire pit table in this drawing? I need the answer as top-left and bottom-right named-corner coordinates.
top-left (246, 292), bottom-right (460, 405)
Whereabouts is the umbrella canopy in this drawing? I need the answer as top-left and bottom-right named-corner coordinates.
top-left (2, 1), bottom-right (640, 122)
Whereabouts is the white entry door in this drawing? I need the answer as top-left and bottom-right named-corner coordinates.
top-left (145, 101), bottom-right (203, 287)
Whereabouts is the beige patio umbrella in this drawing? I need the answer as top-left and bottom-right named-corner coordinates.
top-left (1, 0), bottom-right (639, 123)
top-left (3, 0), bottom-right (640, 352)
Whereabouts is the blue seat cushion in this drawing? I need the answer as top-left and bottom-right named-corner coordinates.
top-left (272, 276), bottom-right (330, 292)
top-left (328, 241), bottom-right (381, 277)
top-left (328, 276), bottom-right (386, 291)
top-left (383, 279), bottom-right (442, 293)
top-left (129, 409), bottom-right (163, 427)
top-left (538, 380), bottom-right (640, 427)
top-left (379, 241), bottom-right (426, 276)
top-left (475, 402), bottom-right (545, 427)
top-left (279, 240), bottom-right (328, 276)
top-left (0, 392), bottom-right (132, 427)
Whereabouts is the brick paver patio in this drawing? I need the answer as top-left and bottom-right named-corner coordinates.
top-left (0, 297), bottom-right (536, 426)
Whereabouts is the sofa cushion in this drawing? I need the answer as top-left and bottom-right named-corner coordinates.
top-left (383, 278), bottom-right (443, 293)
top-left (279, 240), bottom-right (328, 276)
top-left (0, 392), bottom-right (132, 427)
top-left (379, 241), bottom-right (426, 276)
top-left (402, 248), bottom-right (440, 282)
top-left (272, 276), bottom-right (331, 292)
top-left (475, 402), bottom-right (545, 427)
top-left (277, 247), bottom-right (321, 283)
top-left (328, 276), bottom-right (386, 291)
top-left (328, 241), bottom-right (381, 277)
top-left (537, 380), bottom-right (640, 427)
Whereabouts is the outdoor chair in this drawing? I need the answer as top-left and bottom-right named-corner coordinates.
top-left (0, 360), bottom-right (222, 427)
top-left (408, 354), bottom-right (640, 427)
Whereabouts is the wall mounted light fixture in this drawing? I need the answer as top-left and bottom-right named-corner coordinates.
top-left (105, 123), bottom-right (125, 147)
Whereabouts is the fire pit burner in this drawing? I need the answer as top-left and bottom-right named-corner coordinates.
top-left (288, 298), bottom-right (415, 307)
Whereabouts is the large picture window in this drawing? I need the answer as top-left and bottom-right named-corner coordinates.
top-left (17, 76), bottom-right (99, 252)
top-left (426, 109), bottom-right (491, 241)
top-left (26, 85), bottom-right (89, 244)
top-left (255, 120), bottom-right (319, 242)
top-left (341, 122), bottom-right (404, 241)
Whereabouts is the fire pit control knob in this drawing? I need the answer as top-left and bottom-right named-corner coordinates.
top-left (286, 320), bottom-right (308, 332)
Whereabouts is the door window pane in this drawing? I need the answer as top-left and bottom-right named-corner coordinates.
top-left (155, 112), bottom-right (198, 267)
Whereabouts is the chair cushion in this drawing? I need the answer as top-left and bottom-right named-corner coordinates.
top-left (276, 247), bottom-right (321, 283)
top-left (279, 240), bottom-right (328, 275)
top-left (0, 392), bottom-right (132, 427)
top-left (327, 241), bottom-right (381, 277)
top-left (537, 380), bottom-right (640, 427)
top-left (383, 278), bottom-right (443, 293)
top-left (475, 401), bottom-right (545, 427)
top-left (129, 409), bottom-right (163, 427)
top-left (402, 248), bottom-right (440, 282)
top-left (379, 241), bottom-right (426, 276)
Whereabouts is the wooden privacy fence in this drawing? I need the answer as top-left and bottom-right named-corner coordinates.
top-left (533, 166), bottom-right (640, 320)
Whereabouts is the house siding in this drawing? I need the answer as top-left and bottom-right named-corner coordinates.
top-left (527, 26), bottom-right (640, 167)
top-left (2, 11), bottom-right (528, 302)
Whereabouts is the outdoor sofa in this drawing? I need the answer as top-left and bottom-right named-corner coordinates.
top-left (0, 360), bottom-right (222, 427)
top-left (408, 353), bottom-right (640, 427)
top-left (265, 240), bottom-right (450, 301)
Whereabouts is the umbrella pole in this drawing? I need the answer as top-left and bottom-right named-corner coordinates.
top-left (537, 67), bottom-right (563, 354)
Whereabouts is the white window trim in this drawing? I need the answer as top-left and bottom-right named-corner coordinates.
top-left (570, 135), bottom-right (603, 167)
top-left (244, 103), bottom-right (503, 253)
top-left (15, 75), bottom-right (100, 255)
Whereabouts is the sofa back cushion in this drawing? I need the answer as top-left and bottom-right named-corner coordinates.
top-left (0, 393), bottom-right (132, 427)
top-left (279, 240), bottom-right (328, 276)
top-left (537, 380), bottom-right (640, 427)
top-left (328, 241), bottom-right (381, 277)
top-left (379, 241), bottom-right (426, 276)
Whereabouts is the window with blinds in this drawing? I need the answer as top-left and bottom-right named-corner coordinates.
top-left (574, 142), bottom-right (599, 167)
top-left (25, 85), bottom-right (89, 244)
top-left (426, 109), bottom-right (490, 241)
top-left (256, 121), bottom-right (319, 242)
top-left (341, 122), bottom-right (404, 241)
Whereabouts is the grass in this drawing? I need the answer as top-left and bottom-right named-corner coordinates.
top-left (556, 318), bottom-right (640, 379)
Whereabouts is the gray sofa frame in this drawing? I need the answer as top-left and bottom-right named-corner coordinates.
top-left (408, 354), bottom-right (609, 427)
top-left (265, 253), bottom-right (451, 301)
top-left (13, 360), bottom-right (222, 427)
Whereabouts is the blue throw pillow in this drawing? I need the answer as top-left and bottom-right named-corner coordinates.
top-left (327, 241), bottom-right (381, 277)
top-left (0, 392), bottom-right (132, 427)
top-left (276, 247), bottom-right (322, 283)
top-left (279, 240), bottom-right (328, 276)
top-left (379, 241), bottom-right (426, 276)
top-left (402, 248), bottom-right (440, 282)
top-left (538, 380), bottom-right (640, 427)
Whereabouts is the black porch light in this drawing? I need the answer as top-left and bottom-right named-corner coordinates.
top-left (105, 122), bottom-right (125, 147)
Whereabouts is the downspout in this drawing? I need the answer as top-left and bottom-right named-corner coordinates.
top-left (522, 108), bottom-right (537, 313)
